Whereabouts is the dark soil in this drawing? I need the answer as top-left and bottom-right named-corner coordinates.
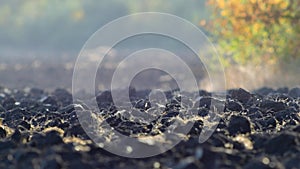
top-left (0, 86), bottom-right (299, 169)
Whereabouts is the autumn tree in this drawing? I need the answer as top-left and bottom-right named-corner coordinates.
top-left (203, 0), bottom-right (300, 66)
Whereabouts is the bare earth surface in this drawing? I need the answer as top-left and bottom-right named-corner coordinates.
top-left (0, 84), bottom-right (299, 168)
top-left (0, 55), bottom-right (299, 169)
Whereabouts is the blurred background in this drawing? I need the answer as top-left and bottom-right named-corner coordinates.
top-left (0, 0), bottom-right (299, 91)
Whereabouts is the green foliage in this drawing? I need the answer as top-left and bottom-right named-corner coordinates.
top-left (204, 0), bottom-right (300, 66)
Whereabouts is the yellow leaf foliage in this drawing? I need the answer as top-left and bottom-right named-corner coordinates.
top-left (204, 0), bottom-right (300, 65)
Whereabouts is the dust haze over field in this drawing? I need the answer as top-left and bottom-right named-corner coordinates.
top-left (0, 1), bottom-right (299, 92)
top-left (0, 49), bottom-right (299, 92)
